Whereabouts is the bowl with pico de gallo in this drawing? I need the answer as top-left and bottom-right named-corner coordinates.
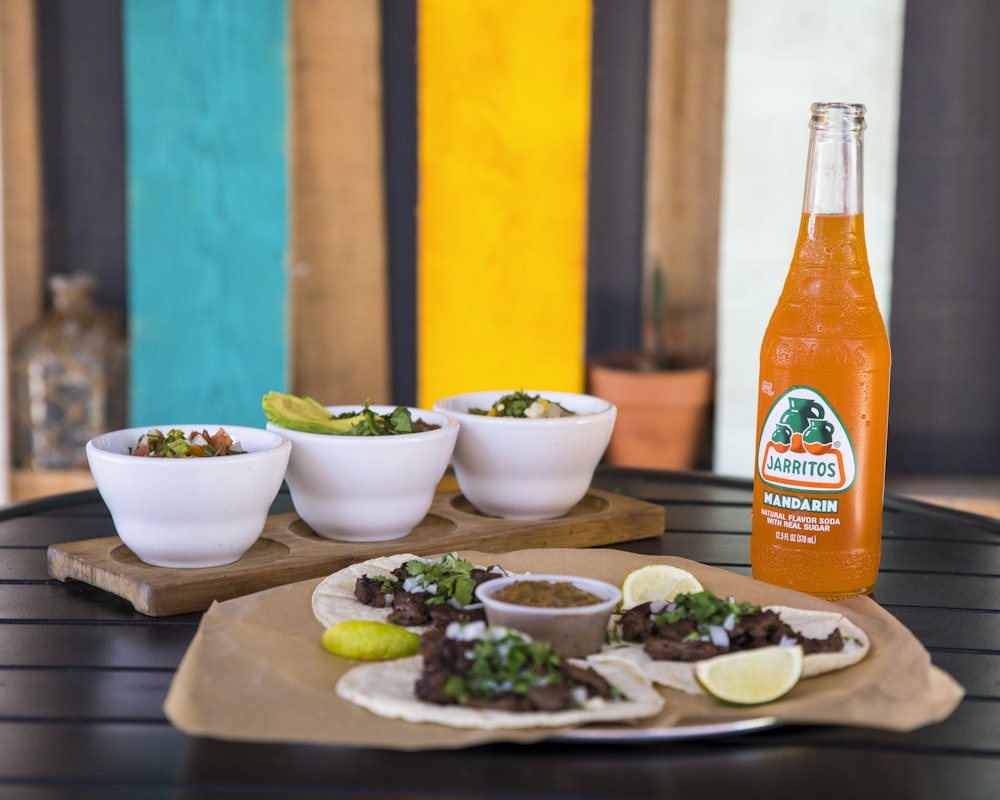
top-left (85, 424), bottom-right (290, 568)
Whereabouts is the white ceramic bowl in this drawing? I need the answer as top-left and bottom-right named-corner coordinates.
top-left (86, 424), bottom-right (291, 569)
top-left (432, 390), bottom-right (616, 519)
top-left (476, 574), bottom-right (621, 657)
top-left (266, 405), bottom-right (459, 542)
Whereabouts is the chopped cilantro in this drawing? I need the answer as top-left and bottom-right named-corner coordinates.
top-left (468, 390), bottom-right (574, 418)
top-left (652, 590), bottom-right (760, 637)
top-left (402, 553), bottom-right (482, 606)
top-left (333, 402), bottom-right (424, 436)
top-left (444, 629), bottom-right (566, 704)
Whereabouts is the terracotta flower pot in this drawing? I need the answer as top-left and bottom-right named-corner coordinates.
top-left (588, 356), bottom-right (713, 470)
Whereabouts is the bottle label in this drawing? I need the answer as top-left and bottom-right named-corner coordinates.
top-left (756, 385), bottom-right (856, 495)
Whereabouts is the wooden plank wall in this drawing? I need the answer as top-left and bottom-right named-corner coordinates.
top-left (416, 0), bottom-right (592, 408)
top-left (1, 0), bottom-right (722, 423)
top-left (4, 0), bottom-right (997, 506)
top-left (0, 0), bottom-right (724, 494)
top-left (0, 0), bottom-right (44, 502)
top-left (886, 0), bottom-right (1000, 476)
top-left (642, 0), bottom-right (727, 369)
top-left (123, 0), bottom-right (289, 428)
top-left (584, 0), bottom-right (651, 362)
top-left (35, 0), bottom-right (126, 314)
top-left (289, 0), bottom-right (390, 407)
top-left (0, 0), bottom-right (44, 373)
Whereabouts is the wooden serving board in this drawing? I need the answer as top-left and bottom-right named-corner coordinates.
top-left (47, 488), bottom-right (664, 617)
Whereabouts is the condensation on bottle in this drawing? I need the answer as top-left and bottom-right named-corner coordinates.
top-left (11, 273), bottom-right (127, 469)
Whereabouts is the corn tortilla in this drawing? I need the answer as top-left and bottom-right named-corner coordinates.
top-left (336, 655), bottom-right (665, 730)
top-left (592, 605), bottom-right (870, 696)
top-left (312, 553), bottom-right (513, 631)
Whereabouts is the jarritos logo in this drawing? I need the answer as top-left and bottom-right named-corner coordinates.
top-left (757, 386), bottom-right (856, 493)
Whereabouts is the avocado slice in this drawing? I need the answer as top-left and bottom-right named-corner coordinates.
top-left (261, 391), bottom-right (364, 434)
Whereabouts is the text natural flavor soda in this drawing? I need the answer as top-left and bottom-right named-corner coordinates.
top-left (751, 102), bottom-right (891, 600)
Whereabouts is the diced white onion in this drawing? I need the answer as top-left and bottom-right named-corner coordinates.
top-left (446, 620), bottom-right (487, 641)
top-left (402, 575), bottom-right (437, 594)
top-left (708, 625), bottom-right (730, 647)
top-left (524, 401), bottom-right (546, 419)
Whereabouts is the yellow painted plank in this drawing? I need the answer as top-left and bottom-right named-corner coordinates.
top-left (417, 0), bottom-right (591, 408)
top-left (289, 0), bottom-right (389, 405)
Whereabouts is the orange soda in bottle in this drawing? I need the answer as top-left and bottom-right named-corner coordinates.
top-left (751, 102), bottom-right (891, 600)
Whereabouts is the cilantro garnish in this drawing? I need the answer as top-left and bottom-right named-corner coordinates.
top-left (333, 402), bottom-right (422, 436)
top-left (402, 553), bottom-right (481, 606)
top-left (444, 630), bottom-right (566, 704)
top-left (468, 390), bottom-right (574, 418)
top-left (652, 591), bottom-right (760, 638)
top-left (371, 574), bottom-right (398, 595)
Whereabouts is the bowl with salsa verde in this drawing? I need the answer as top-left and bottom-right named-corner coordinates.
top-left (476, 574), bottom-right (621, 657)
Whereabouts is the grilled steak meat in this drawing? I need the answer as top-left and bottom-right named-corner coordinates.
top-left (414, 626), bottom-right (615, 712)
top-left (380, 588), bottom-right (487, 627)
top-left (353, 556), bottom-right (506, 629)
top-left (620, 601), bottom-right (844, 662)
top-left (353, 574), bottom-right (389, 608)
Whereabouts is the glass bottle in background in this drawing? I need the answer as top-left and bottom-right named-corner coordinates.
top-left (11, 273), bottom-right (127, 470)
top-left (750, 102), bottom-right (891, 600)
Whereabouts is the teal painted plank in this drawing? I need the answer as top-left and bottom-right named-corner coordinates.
top-left (123, 0), bottom-right (288, 428)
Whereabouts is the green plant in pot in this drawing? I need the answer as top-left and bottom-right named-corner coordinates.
top-left (587, 263), bottom-right (714, 470)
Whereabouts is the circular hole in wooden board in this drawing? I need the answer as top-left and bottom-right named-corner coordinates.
top-left (447, 492), bottom-right (610, 518)
top-left (287, 513), bottom-right (458, 542)
top-left (109, 536), bottom-right (291, 569)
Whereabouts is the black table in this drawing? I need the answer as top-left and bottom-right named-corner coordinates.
top-left (2, 467), bottom-right (997, 800)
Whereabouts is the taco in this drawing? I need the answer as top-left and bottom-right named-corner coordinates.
top-left (336, 621), bottom-right (664, 730)
top-left (312, 552), bottom-right (511, 631)
top-left (593, 590), bottom-right (870, 696)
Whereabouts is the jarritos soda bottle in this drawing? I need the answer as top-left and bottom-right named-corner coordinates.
top-left (751, 102), bottom-right (891, 600)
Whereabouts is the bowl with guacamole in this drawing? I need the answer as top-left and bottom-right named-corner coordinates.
top-left (263, 392), bottom-right (459, 542)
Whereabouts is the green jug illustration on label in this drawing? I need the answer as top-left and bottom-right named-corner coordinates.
top-left (772, 397), bottom-right (829, 454)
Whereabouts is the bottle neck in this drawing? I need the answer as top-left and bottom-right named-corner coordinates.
top-left (50, 273), bottom-right (96, 314)
top-left (801, 102), bottom-right (865, 217)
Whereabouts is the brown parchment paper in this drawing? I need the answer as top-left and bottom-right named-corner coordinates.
top-left (163, 549), bottom-right (964, 749)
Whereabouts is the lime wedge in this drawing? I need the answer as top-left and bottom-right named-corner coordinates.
top-left (321, 620), bottom-right (420, 661)
top-left (620, 564), bottom-right (704, 609)
top-left (695, 645), bottom-right (804, 705)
